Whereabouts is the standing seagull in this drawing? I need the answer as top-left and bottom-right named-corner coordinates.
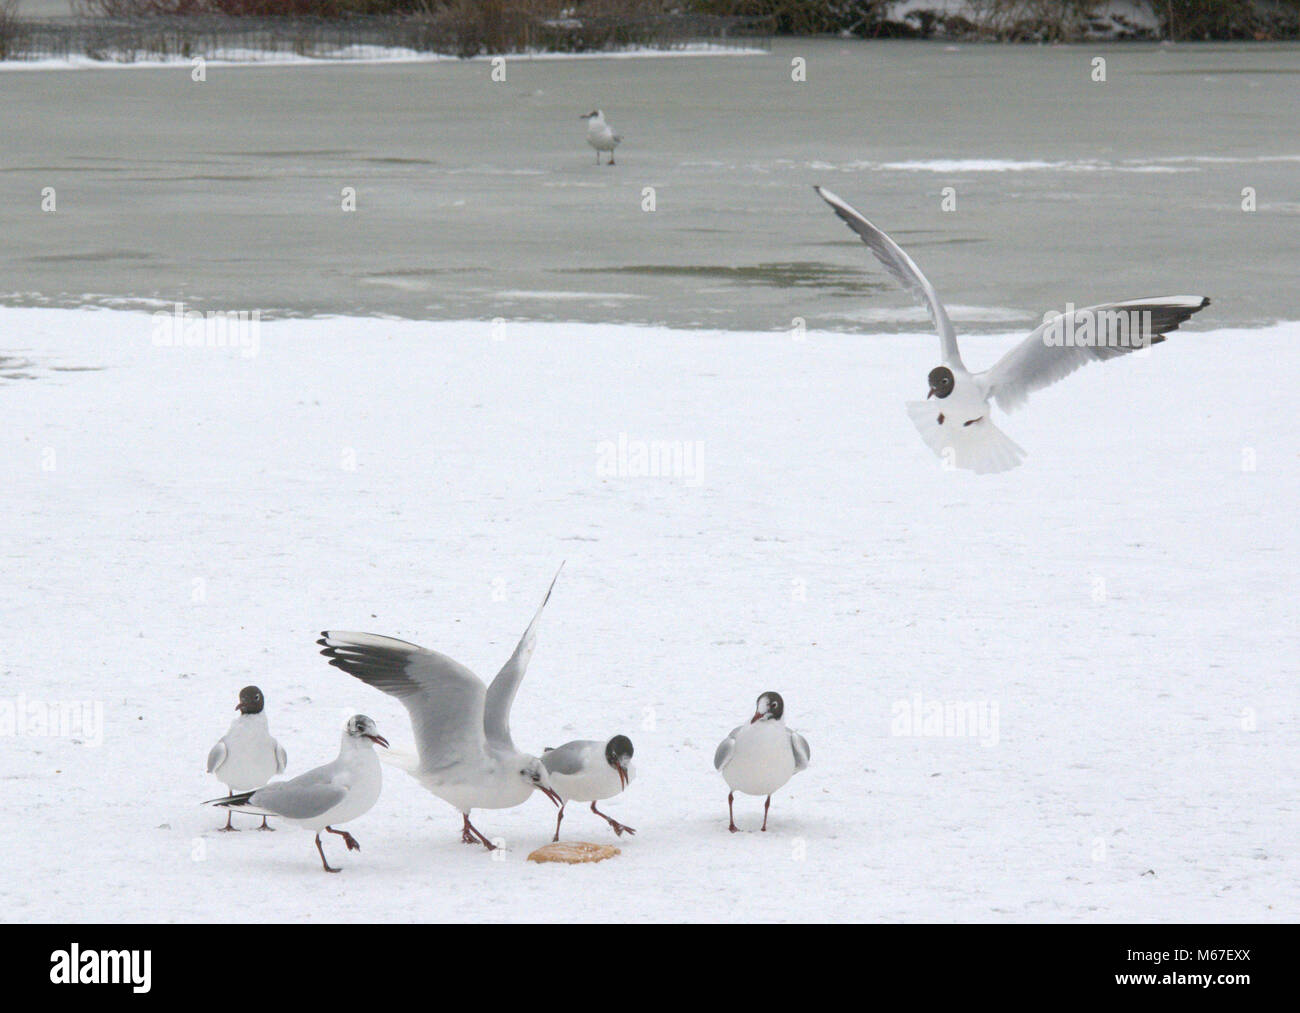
top-left (206, 715), bottom-right (388, 873)
top-left (715, 692), bottom-right (809, 833)
top-left (814, 186), bottom-right (1210, 473)
top-left (206, 685), bottom-right (287, 831)
top-left (542, 734), bottom-right (636, 842)
top-left (581, 110), bottom-right (621, 165)
top-left (318, 570), bottom-right (564, 851)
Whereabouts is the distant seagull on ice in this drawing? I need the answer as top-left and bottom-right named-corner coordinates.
top-left (318, 569), bottom-right (565, 851)
top-left (542, 734), bottom-right (636, 842)
top-left (715, 692), bottom-right (809, 833)
top-left (205, 685), bottom-right (287, 831)
top-left (207, 715), bottom-right (388, 873)
top-left (581, 109), bottom-right (621, 165)
top-left (814, 186), bottom-right (1210, 474)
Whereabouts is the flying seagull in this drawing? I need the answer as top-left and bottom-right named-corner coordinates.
top-left (205, 685), bottom-right (287, 831)
top-left (318, 569), bottom-right (565, 851)
top-left (207, 714), bottom-right (388, 873)
top-left (814, 186), bottom-right (1210, 473)
top-left (542, 734), bottom-right (636, 842)
top-left (581, 110), bottom-right (621, 165)
top-left (715, 692), bottom-right (809, 833)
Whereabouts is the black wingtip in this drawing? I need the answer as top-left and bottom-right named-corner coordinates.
top-left (203, 789), bottom-right (256, 808)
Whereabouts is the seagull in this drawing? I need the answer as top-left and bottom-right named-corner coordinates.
top-left (206, 715), bottom-right (388, 873)
top-left (714, 692), bottom-right (809, 833)
top-left (814, 186), bottom-right (1210, 473)
top-left (581, 110), bottom-right (621, 165)
top-left (317, 570), bottom-right (565, 851)
top-left (542, 734), bottom-right (636, 842)
top-left (205, 685), bottom-right (287, 831)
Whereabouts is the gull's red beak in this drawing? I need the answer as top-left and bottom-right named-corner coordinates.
top-left (367, 734), bottom-right (389, 748)
top-left (750, 712), bottom-right (762, 724)
top-left (538, 785), bottom-right (562, 807)
top-left (927, 387), bottom-right (936, 399)
top-left (616, 764), bottom-right (629, 790)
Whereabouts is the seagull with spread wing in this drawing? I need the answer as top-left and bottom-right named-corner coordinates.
top-left (317, 569), bottom-right (564, 851)
top-left (815, 186), bottom-right (1210, 473)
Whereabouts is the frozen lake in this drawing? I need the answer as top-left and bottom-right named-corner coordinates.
top-left (1, 39), bottom-right (1297, 332)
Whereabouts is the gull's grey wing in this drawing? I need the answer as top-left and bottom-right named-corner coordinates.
top-left (977, 296), bottom-right (1209, 412)
top-left (713, 725), bottom-right (744, 771)
top-left (319, 630), bottom-right (487, 772)
top-left (483, 565), bottom-right (563, 749)
top-left (206, 739), bottom-right (227, 775)
top-left (249, 775), bottom-right (347, 821)
top-left (542, 740), bottom-right (595, 776)
top-left (815, 186), bottom-right (963, 369)
top-left (273, 739), bottom-right (287, 775)
top-left (791, 731), bottom-right (811, 773)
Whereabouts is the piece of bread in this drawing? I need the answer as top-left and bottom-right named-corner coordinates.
top-left (527, 842), bottom-right (620, 864)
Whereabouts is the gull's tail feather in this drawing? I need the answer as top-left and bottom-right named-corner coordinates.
top-left (906, 402), bottom-right (1026, 474)
top-left (204, 789), bottom-right (257, 808)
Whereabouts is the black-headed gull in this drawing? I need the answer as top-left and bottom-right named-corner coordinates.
top-left (581, 110), bottom-right (621, 165)
top-left (318, 570), bottom-right (565, 851)
top-left (815, 186), bottom-right (1210, 473)
top-left (206, 715), bottom-right (388, 873)
top-left (714, 692), bottom-right (809, 833)
top-left (205, 685), bottom-right (287, 831)
top-left (542, 734), bottom-right (636, 842)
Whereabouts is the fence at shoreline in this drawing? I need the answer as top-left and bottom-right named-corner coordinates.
top-left (0, 12), bottom-right (773, 63)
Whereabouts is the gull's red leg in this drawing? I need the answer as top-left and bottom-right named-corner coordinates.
top-left (315, 833), bottom-right (340, 873)
top-left (326, 825), bottom-right (360, 851)
top-left (590, 801), bottom-right (636, 837)
top-left (762, 795), bottom-right (771, 832)
top-left (462, 813), bottom-right (498, 851)
top-left (728, 792), bottom-right (738, 833)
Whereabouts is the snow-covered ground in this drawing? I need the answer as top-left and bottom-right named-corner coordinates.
top-left (3, 306), bottom-right (1296, 922)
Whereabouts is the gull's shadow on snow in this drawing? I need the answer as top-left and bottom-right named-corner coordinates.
top-left (675, 811), bottom-right (840, 843)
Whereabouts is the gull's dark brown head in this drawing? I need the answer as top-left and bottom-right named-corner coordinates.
top-left (927, 366), bottom-right (955, 400)
top-left (236, 686), bottom-right (264, 714)
top-left (605, 735), bottom-right (634, 789)
top-left (752, 691), bottom-right (785, 723)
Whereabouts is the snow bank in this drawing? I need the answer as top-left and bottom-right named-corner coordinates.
top-left (0, 41), bottom-right (766, 73)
